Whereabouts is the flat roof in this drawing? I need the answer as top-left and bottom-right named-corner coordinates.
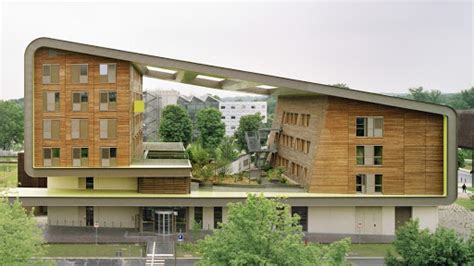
top-left (143, 142), bottom-right (185, 152)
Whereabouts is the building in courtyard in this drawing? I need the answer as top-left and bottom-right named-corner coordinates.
top-left (219, 101), bottom-right (267, 136)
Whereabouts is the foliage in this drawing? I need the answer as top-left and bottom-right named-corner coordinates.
top-left (234, 113), bottom-right (264, 152)
top-left (198, 194), bottom-right (351, 265)
top-left (0, 100), bottom-right (24, 150)
top-left (385, 219), bottom-right (473, 266)
top-left (458, 149), bottom-right (466, 169)
top-left (267, 167), bottom-right (287, 183)
top-left (193, 163), bottom-right (215, 183)
top-left (190, 219), bottom-right (202, 242)
top-left (408, 87), bottom-right (442, 104)
top-left (187, 142), bottom-right (211, 166)
top-left (159, 105), bottom-right (192, 146)
top-left (0, 198), bottom-right (45, 264)
top-left (216, 137), bottom-right (239, 163)
top-left (196, 108), bottom-right (225, 151)
top-left (460, 87), bottom-right (474, 108)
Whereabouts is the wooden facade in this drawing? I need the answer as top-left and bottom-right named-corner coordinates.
top-left (271, 96), bottom-right (444, 195)
top-left (33, 48), bottom-right (143, 168)
top-left (138, 177), bottom-right (191, 194)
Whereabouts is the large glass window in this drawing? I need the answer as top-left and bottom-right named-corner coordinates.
top-left (86, 177), bottom-right (94, 189)
top-left (374, 146), bottom-right (383, 165)
top-left (291, 207), bottom-right (308, 231)
top-left (375, 174), bottom-right (383, 193)
top-left (214, 207), bottom-right (222, 229)
top-left (194, 207), bottom-right (203, 229)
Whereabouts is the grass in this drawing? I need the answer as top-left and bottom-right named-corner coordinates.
top-left (348, 243), bottom-right (395, 257)
top-left (456, 199), bottom-right (474, 211)
top-left (464, 161), bottom-right (472, 171)
top-left (176, 242), bottom-right (200, 257)
top-left (0, 163), bottom-right (18, 188)
top-left (44, 244), bottom-right (145, 257)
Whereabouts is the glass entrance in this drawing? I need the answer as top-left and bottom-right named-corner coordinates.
top-left (155, 210), bottom-right (175, 235)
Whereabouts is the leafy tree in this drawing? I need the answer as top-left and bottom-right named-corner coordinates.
top-left (187, 142), bottom-right (211, 166)
top-left (0, 100), bottom-right (24, 150)
top-left (408, 87), bottom-right (443, 104)
top-left (216, 137), bottom-right (238, 162)
top-left (159, 105), bottom-right (192, 146)
top-left (385, 219), bottom-right (473, 266)
top-left (446, 94), bottom-right (470, 110)
top-left (0, 198), bottom-right (45, 264)
top-left (234, 113), bottom-right (263, 152)
top-left (458, 149), bottom-right (466, 169)
top-left (196, 108), bottom-right (225, 151)
top-left (198, 194), bottom-right (351, 265)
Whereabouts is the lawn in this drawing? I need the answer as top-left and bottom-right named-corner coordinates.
top-left (456, 199), bottom-right (474, 211)
top-left (44, 244), bottom-right (145, 257)
top-left (0, 163), bottom-right (18, 188)
top-left (348, 243), bottom-right (395, 257)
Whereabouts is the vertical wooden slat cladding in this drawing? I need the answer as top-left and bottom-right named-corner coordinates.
top-left (273, 96), bottom-right (444, 195)
top-left (17, 152), bottom-right (47, 187)
top-left (138, 177), bottom-right (190, 194)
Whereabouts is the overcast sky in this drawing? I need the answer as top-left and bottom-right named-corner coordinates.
top-left (1, 1), bottom-right (472, 100)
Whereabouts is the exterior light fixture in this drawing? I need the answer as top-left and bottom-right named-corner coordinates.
top-left (147, 66), bottom-right (177, 74)
top-left (256, 85), bottom-right (277, 89)
top-left (196, 74), bottom-right (225, 82)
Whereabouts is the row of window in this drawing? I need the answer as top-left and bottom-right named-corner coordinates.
top-left (276, 133), bottom-right (311, 155)
top-left (281, 112), bottom-right (311, 127)
top-left (220, 105), bottom-right (265, 110)
top-left (43, 119), bottom-right (117, 140)
top-left (43, 147), bottom-right (117, 167)
top-left (42, 63), bottom-right (116, 84)
top-left (221, 115), bottom-right (266, 120)
top-left (43, 91), bottom-right (117, 112)
top-left (275, 155), bottom-right (308, 180)
top-left (194, 207), bottom-right (223, 229)
top-left (356, 145), bottom-right (383, 166)
top-left (356, 117), bottom-right (384, 137)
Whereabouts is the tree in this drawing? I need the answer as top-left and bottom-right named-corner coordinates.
top-left (216, 137), bottom-right (238, 162)
top-left (159, 105), bottom-right (192, 146)
top-left (196, 108), bottom-right (225, 151)
top-left (408, 87), bottom-right (442, 104)
top-left (187, 142), bottom-right (210, 166)
top-left (198, 194), bottom-right (351, 265)
top-left (0, 100), bottom-right (24, 150)
top-left (458, 149), bottom-right (466, 169)
top-left (0, 198), bottom-right (45, 264)
top-left (234, 113), bottom-right (263, 152)
top-left (460, 87), bottom-right (474, 108)
top-left (385, 219), bottom-right (473, 266)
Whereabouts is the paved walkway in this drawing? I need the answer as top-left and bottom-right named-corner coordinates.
top-left (439, 203), bottom-right (474, 239)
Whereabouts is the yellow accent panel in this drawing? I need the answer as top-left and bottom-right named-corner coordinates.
top-left (443, 115), bottom-right (447, 196)
top-left (134, 100), bottom-right (144, 113)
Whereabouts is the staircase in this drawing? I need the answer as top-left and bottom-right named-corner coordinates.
top-left (146, 238), bottom-right (175, 266)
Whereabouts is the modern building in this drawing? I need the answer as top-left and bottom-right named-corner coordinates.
top-left (11, 38), bottom-right (457, 242)
top-left (177, 95), bottom-right (220, 139)
top-left (219, 101), bottom-right (267, 136)
top-left (143, 89), bottom-right (179, 142)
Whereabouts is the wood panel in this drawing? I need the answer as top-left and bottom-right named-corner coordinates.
top-left (138, 177), bottom-right (190, 194)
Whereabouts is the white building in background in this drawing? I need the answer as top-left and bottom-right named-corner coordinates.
top-left (143, 89), bottom-right (180, 141)
top-left (219, 101), bottom-right (267, 136)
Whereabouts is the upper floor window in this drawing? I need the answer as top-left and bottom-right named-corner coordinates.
top-left (356, 174), bottom-right (366, 193)
top-left (220, 106), bottom-right (225, 109)
top-left (43, 147), bottom-right (60, 167)
top-left (356, 173), bottom-right (383, 194)
top-left (300, 114), bottom-right (310, 127)
top-left (72, 147), bottom-right (89, 167)
top-left (231, 116), bottom-right (236, 119)
top-left (251, 106), bottom-right (255, 109)
top-left (43, 119), bottom-right (60, 140)
top-left (100, 147), bottom-right (117, 167)
top-left (99, 119), bottom-right (117, 139)
top-left (221, 116), bottom-right (225, 119)
top-left (214, 207), bottom-right (223, 229)
top-left (99, 91), bottom-right (117, 111)
top-left (99, 63), bottom-right (116, 83)
top-left (356, 145), bottom-right (383, 166)
top-left (71, 119), bottom-right (89, 139)
top-left (375, 174), bottom-right (383, 193)
top-left (71, 64), bottom-right (88, 84)
top-left (231, 106), bottom-right (235, 109)
top-left (43, 92), bottom-right (60, 112)
top-left (86, 177), bottom-right (94, 189)
top-left (356, 117), bottom-right (383, 137)
top-left (42, 64), bottom-right (60, 84)
top-left (72, 92), bottom-right (88, 112)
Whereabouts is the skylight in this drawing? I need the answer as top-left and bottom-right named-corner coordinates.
top-left (256, 85), bottom-right (277, 89)
top-left (196, 75), bottom-right (225, 82)
top-left (147, 66), bottom-right (177, 74)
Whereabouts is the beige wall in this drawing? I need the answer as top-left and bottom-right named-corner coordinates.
top-left (202, 207), bottom-right (214, 230)
top-left (412, 206), bottom-right (438, 231)
top-left (94, 177), bottom-right (137, 190)
top-left (381, 207), bottom-right (395, 235)
top-left (94, 206), bottom-right (138, 228)
top-left (48, 206), bottom-right (83, 226)
top-left (48, 177), bottom-right (79, 189)
top-left (308, 207), bottom-right (356, 234)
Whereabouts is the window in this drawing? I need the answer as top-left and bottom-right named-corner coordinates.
top-left (220, 106), bottom-right (225, 109)
top-left (71, 119), bottom-right (88, 139)
top-left (231, 116), bottom-right (236, 119)
top-left (231, 106), bottom-right (235, 109)
top-left (71, 64), bottom-right (88, 84)
top-left (72, 147), bottom-right (88, 167)
top-left (375, 174), bottom-right (383, 193)
top-left (99, 119), bottom-right (117, 139)
top-left (43, 92), bottom-right (60, 112)
top-left (42, 64), bottom-right (60, 84)
top-left (99, 63), bottom-right (116, 83)
top-left (43, 119), bottom-right (60, 139)
top-left (99, 91), bottom-right (117, 111)
top-left (356, 174), bottom-right (366, 193)
top-left (221, 116), bottom-right (225, 119)
top-left (374, 146), bottom-right (383, 165)
top-left (356, 146), bottom-right (365, 165)
top-left (214, 207), bottom-right (222, 229)
top-left (72, 92), bottom-right (88, 111)
top-left (251, 106), bottom-right (255, 109)
top-left (356, 117), bottom-right (383, 137)
top-left (291, 207), bottom-right (308, 231)
top-left (300, 114), bottom-right (310, 127)
top-left (43, 148), bottom-right (60, 167)
top-left (86, 206), bottom-right (94, 226)
top-left (100, 147), bottom-right (117, 167)
top-left (86, 177), bottom-right (94, 189)
top-left (194, 207), bottom-right (203, 229)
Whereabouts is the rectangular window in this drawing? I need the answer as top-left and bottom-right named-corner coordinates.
top-left (72, 92), bottom-right (88, 112)
top-left (72, 147), bottom-right (88, 167)
top-left (99, 119), bottom-right (117, 139)
top-left (100, 147), bottom-right (117, 167)
top-left (43, 148), bottom-right (60, 167)
top-left (71, 119), bottom-right (88, 139)
top-left (374, 146), bottom-right (383, 165)
top-left (86, 177), bottom-right (94, 189)
top-left (356, 146), bottom-right (365, 165)
top-left (43, 92), bottom-right (60, 112)
top-left (356, 174), bottom-right (366, 193)
top-left (86, 206), bottom-right (94, 226)
top-left (220, 106), bottom-right (225, 109)
top-left (291, 207), bottom-right (308, 232)
top-left (375, 174), bottom-right (383, 193)
top-left (373, 118), bottom-right (384, 137)
top-left (99, 63), bottom-right (116, 83)
top-left (99, 91), bottom-right (117, 111)
top-left (194, 207), bottom-right (203, 229)
top-left (42, 64), bottom-right (60, 84)
top-left (71, 64), bottom-right (88, 84)
top-left (356, 117), bottom-right (367, 137)
top-left (214, 207), bottom-right (222, 229)
top-left (43, 119), bottom-right (60, 139)
top-left (356, 117), bottom-right (383, 137)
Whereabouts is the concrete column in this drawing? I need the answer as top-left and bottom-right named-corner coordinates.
top-left (202, 207), bottom-right (214, 230)
top-left (188, 207), bottom-right (195, 230)
top-left (413, 206), bottom-right (438, 232)
top-left (222, 207), bottom-right (229, 223)
top-left (381, 206), bottom-right (395, 235)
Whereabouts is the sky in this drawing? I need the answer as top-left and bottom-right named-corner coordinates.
top-left (0, 1), bottom-right (473, 100)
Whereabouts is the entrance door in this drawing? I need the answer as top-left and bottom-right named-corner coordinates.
top-left (395, 207), bottom-right (412, 230)
top-left (155, 211), bottom-right (175, 235)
